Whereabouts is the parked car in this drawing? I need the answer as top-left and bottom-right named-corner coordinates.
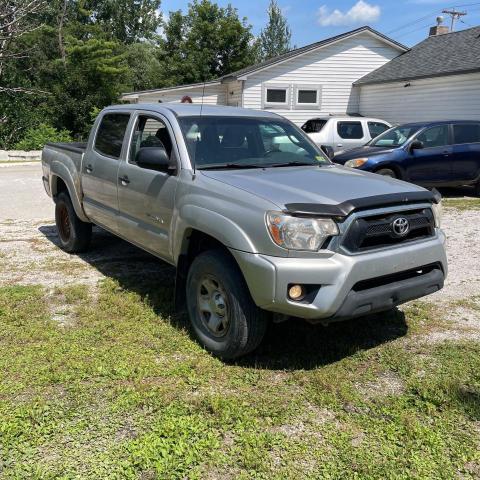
top-left (301, 116), bottom-right (391, 154)
top-left (42, 104), bottom-right (447, 359)
top-left (333, 120), bottom-right (480, 194)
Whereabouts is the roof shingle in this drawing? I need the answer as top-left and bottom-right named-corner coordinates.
top-left (355, 26), bottom-right (480, 86)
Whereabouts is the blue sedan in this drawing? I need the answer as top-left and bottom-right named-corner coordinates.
top-left (333, 120), bottom-right (480, 195)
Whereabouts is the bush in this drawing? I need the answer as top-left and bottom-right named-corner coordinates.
top-left (14, 123), bottom-right (73, 151)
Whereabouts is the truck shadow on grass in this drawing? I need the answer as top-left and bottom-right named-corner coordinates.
top-left (39, 225), bottom-right (408, 370)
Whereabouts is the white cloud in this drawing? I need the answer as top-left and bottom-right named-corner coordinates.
top-left (317, 0), bottom-right (381, 27)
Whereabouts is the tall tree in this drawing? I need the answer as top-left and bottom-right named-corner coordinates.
top-left (259, 0), bottom-right (291, 61)
top-left (83, 0), bottom-right (162, 44)
top-left (0, 0), bottom-right (47, 94)
top-left (160, 0), bottom-right (256, 85)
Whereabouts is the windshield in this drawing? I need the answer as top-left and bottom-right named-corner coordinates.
top-left (178, 116), bottom-right (330, 169)
top-left (369, 125), bottom-right (421, 148)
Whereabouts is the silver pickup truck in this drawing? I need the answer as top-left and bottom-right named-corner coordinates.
top-left (42, 104), bottom-right (447, 359)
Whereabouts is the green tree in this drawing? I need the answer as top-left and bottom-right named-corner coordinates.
top-left (160, 0), bottom-right (256, 85)
top-left (83, 0), bottom-right (163, 44)
top-left (259, 0), bottom-right (292, 61)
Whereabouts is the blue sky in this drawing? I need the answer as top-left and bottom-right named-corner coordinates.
top-left (160, 0), bottom-right (480, 47)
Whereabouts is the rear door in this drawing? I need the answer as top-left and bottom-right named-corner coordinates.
top-left (450, 123), bottom-right (480, 183)
top-left (405, 125), bottom-right (452, 184)
top-left (334, 120), bottom-right (368, 152)
top-left (82, 112), bottom-right (131, 232)
top-left (116, 113), bottom-right (179, 262)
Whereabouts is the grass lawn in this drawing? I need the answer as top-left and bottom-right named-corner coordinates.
top-left (443, 197), bottom-right (480, 211)
top-left (1, 279), bottom-right (480, 479)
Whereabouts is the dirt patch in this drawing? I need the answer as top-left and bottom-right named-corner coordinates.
top-left (0, 220), bottom-right (174, 290)
top-left (355, 371), bottom-right (405, 399)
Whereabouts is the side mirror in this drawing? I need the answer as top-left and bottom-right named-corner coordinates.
top-left (135, 147), bottom-right (174, 172)
top-left (410, 140), bottom-right (424, 152)
top-left (321, 145), bottom-right (335, 159)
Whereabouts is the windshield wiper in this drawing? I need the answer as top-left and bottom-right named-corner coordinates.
top-left (197, 163), bottom-right (265, 170)
top-left (262, 161), bottom-right (319, 168)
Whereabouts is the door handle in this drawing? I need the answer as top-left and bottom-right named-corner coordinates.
top-left (119, 175), bottom-right (130, 186)
top-left (85, 164), bottom-right (93, 173)
top-left (337, 144), bottom-right (343, 147)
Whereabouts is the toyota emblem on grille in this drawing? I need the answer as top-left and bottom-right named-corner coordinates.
top-left (392, 217), bottom-right (410, 237)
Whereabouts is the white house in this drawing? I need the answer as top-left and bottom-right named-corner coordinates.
top-left (356, 25), bottom-right (480, 124)
top-left (121, 26), bottom-right (407, 126)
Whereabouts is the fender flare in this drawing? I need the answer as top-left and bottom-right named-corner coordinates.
top-left (50, 162), bottom-right (90, 223)
top-left (173, 205), bottom-right (256, 262)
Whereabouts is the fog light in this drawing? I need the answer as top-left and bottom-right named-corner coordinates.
top-left (288, 284), bottom-right (305, 301)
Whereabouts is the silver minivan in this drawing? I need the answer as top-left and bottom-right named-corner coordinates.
top-left (302, 116), bottom-right (391, 154)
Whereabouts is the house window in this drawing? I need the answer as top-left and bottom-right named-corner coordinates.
top-left (266, 89), bottom-right (287, 103)
top-left (294, 85), bottom-right (321, 109)
top-left (298, 90), bottom-right (317, 104)
top-left (263, 84), bottom-right (290, 108)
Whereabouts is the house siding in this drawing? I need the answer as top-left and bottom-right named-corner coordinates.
top-left (135, 84), bottom-right (226, 105)
top-left (359, 72), bottom-right (480, 123)
top-left (241, 32), bottom-right (399, 125)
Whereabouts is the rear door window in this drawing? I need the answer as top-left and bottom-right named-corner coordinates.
top-left (453, 124), bottom-right (480, 144)
top-left (301, 119), bottom-right (327, 133)
top-left (416, 125), bottom-right (450, 148)
top-left (337, 121), bottom-right (363, 139)
top-left (94, 113), bottom-right (131, 159)
top-left (367, 122), bottom-right (389, 139)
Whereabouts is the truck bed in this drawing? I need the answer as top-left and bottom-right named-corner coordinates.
top-left (45, 142), bottom-right (87, 154)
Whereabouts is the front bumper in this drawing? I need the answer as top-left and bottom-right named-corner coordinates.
top-left (230, 230), bottom-right (447, 322)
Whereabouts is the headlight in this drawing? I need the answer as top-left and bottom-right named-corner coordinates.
top-left (345, 158), bottom-right (368, 168)
top-left (432, 201), bottom-right (442, 228)
top-left (266, 211), bottom-right (339, 251)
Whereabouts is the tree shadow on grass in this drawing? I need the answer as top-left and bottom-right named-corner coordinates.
top-left (39, 224), bottom-right (408, 370)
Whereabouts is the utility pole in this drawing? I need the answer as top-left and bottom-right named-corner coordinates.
top-left (442, 8), bottom-right (467, 31)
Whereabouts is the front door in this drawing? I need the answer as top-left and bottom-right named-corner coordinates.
top-left (450, 123), bottom-right (480, 183)
top-left (116, 113), bottom-right (179, 262)
top-left (405, 125), bottom-right (452, 184)
top-left (81, 112), bottom-right (131, 232)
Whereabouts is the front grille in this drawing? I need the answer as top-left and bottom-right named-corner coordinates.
top-left (342, 208), bottom-right (435, 252)
top-left (352, 263), bottom-right (442, 292)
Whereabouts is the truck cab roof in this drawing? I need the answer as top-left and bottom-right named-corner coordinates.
top-left (103, 103), bottom-right (280, 119)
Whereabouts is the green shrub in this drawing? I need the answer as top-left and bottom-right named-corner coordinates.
top-left (14, 124), bottom-right (73, 151)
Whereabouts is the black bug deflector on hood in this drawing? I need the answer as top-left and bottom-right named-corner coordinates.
top-left (284, 190), bottom-right (441, 218)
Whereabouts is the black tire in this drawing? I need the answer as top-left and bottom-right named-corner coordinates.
top-left (55, 191), bottom-right (92, 253)
top-left (186, 249), bottom-right (267, 359)
top-left (375, 168), bottom-right (396, 178)
top-left (475, 181), bottom-right (480, 197)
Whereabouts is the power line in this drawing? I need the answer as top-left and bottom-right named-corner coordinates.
top-left (386, 2), bottom-right (480, 36)
top-left (442, 8), bottom-right (467, 30)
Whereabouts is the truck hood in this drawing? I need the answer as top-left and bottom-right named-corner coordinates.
top-left (201, 165), bottom-right (425, 209)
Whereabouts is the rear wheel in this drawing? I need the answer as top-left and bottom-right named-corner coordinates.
top-left (375, 168), bottom-right (396, 178)
top-left (186, 249), bottom-right (267, 359)
top-left (55, 191), bottom-right (92, 253)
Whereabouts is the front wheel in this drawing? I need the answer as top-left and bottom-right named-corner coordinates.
top-left (186, 250), bottom-right (267, 359)
top-left (55, 191), bottom-right (92, 253)
top-left (375, 168), bottom-right (397, 178)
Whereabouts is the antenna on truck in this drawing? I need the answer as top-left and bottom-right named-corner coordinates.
top-left (193, 80), bottom-right (207, 178)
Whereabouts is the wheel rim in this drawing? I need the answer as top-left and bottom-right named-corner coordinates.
top-left (196, 275), bottom-right (230, 337)
top-left (58, 204), bottom-right (71, 243)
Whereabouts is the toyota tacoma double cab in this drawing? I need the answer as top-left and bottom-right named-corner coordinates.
top-left (42, 104), bottom-right (447, 359)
